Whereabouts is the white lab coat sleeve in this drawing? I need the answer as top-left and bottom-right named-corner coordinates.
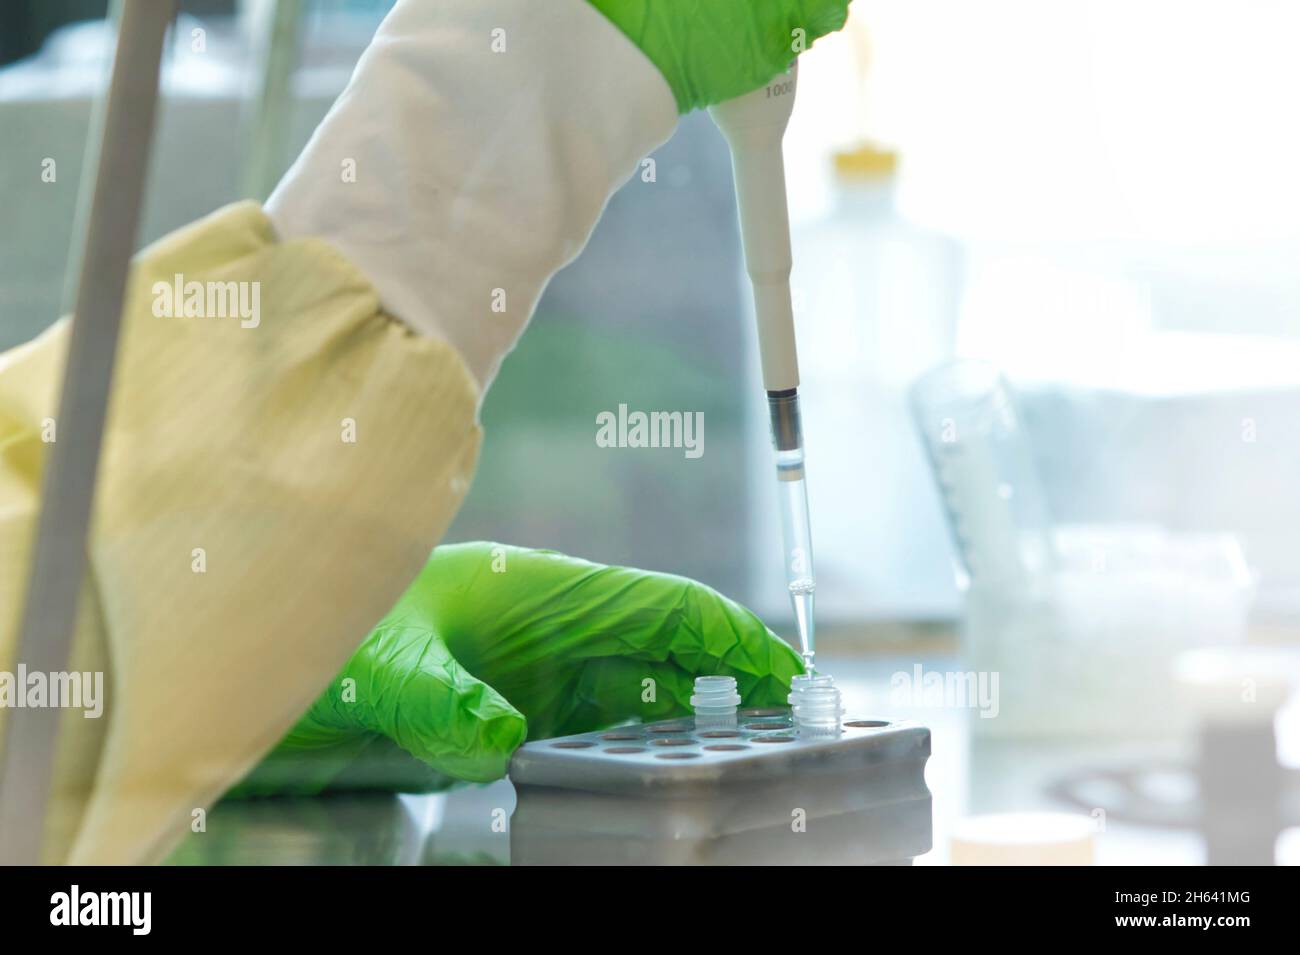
top-left (265, 0), bottom-right (680, 392)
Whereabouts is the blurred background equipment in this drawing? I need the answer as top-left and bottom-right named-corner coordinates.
top-left (911, 361), bottom-right (1256, 737)
top-left (1048, 647), bottom-right (1300, 866)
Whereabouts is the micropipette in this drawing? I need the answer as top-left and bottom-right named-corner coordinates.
top-left (709, 64), bottom-right (819, 673)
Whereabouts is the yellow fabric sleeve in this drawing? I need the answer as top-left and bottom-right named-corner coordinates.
top-left (0, 201), bottom-right (482, 864)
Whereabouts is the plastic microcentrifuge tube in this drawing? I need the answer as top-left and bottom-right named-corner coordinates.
top-left (691, 675), bottom-right (741, 728)
top-left (788, 673), bottom-right (843, 735)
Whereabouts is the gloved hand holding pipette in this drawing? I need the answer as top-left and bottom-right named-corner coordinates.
top-left (0, 0), bottom-right (851, 862)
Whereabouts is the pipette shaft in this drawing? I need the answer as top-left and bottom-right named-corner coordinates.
top-left (710, 65), bottom-right (818, 670)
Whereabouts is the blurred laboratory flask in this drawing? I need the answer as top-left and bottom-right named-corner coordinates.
top-left (910, 361), bottom-right (1055, 589)
top-left (951, 812), bottom-right (1095, 865)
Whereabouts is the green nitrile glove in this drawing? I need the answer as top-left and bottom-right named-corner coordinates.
top-left (587, 0), bottom-right (853, 113)
top-left (229, 542), bottom-right (803, 796)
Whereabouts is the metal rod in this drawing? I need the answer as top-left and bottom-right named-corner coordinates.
top-left (0, 0), bottom-right (176, 865)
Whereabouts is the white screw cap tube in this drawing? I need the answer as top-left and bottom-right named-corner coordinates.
top-left (692, 675), bottom-right (741, 725)
top-left (789, 672), bottom-right (843, 734)
top-left (709, 63), bottom-right (800, 392)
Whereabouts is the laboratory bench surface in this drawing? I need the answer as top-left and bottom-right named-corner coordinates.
top-left (169, 651), bottom-right (1299, 866)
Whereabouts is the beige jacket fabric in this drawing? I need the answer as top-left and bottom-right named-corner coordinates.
top-left (0, 203), bottom-right (481, 862)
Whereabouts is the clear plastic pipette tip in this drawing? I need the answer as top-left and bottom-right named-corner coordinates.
top-left (769, 388), bottom-right (818, 671)
top-left (789, 576), bottom-right (815, 665)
